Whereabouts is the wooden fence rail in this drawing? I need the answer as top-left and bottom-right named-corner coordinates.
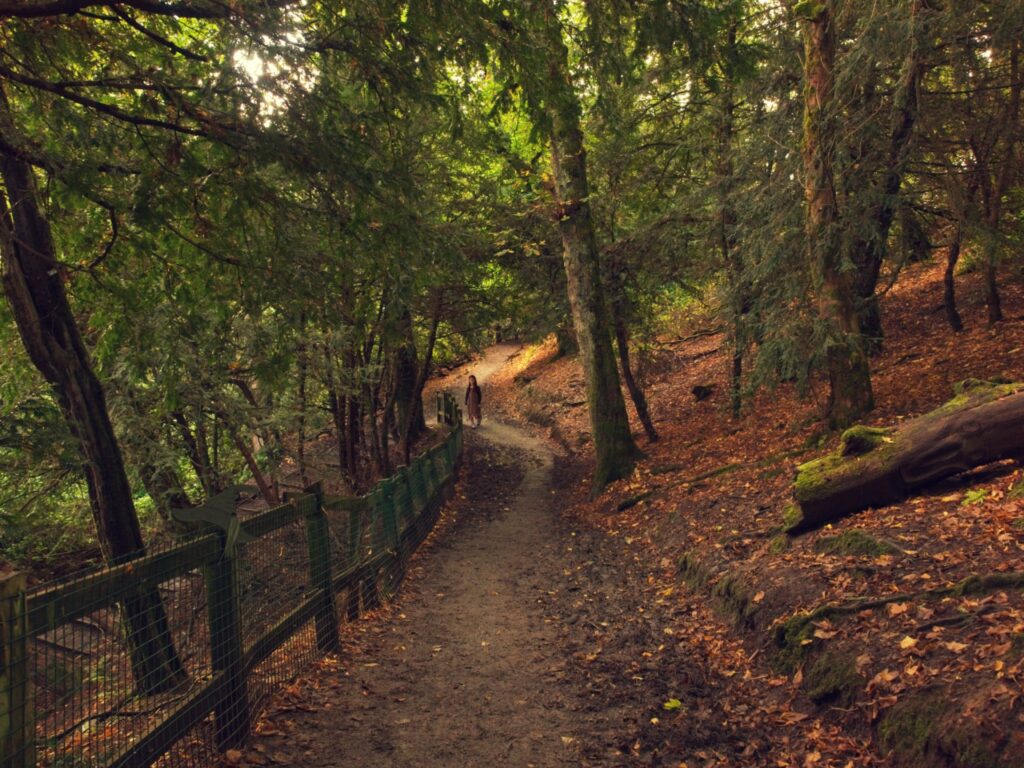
top-left (0, 393), bottom-right (463, 768)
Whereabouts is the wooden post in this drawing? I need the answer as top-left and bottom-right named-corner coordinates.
top-left (0, 573), bottom-right (33, 768)
top-left (394, 467), bottom-right (415, 531)
top-left (380, 479), bottom-right (400, 554)
top-left (361, 488), bottom-right (383, 611)
top-left (436, 392), bottom-right (443, 424)
top-left (303, 485), bottom-right (340, 653)
top-left (411, 457), bottom-right (429, 515)
top-left (346, 500), bottom-right (364, 621)
top-left (425, 445), bottom-right (441, 500)
top-left (205, 534), bottom-right (249, 750)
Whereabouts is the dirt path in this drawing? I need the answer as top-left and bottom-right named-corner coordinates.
top-left (253, 401), bottom-right (591, 765)
top-left (247, 347), bottom-right (788, 767)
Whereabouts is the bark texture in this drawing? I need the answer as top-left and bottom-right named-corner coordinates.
top-left (853, 0), bottom-right (926, 350)
top-left (801, 2), bottom-right (874, 428)
top-left (788, 382), bottom-right (1024, 533)
top-left (534, 0), bottom-right (641, 488)
top-left (0, 125), bottom-right (185, 693)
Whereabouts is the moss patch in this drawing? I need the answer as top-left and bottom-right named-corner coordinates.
top-left (813, 529), bottom-right (901, 557)
top-left (677, 552), bottom-right (713, 590)
top-left (937, 380), bottom-right (1021, 415)
top-left (879, 691), bottom-right (1004, 768)
top-left (805, 651), bottom-right (860, 707)
top-left (768, 534), bottom-right (791, 555)
top-left (1008, 483), bottom-right (1024, 501)
top-left (711, 573), bottom-right (758, 627)
top-left (961, 488), bottom-right (990, 506)
top-left (782, 503), bottom-right (802, 532)
top-left (839, 425), bottom-right (894, 457)
top-left (878, 692), bottom-right (947, 764)
top-left (772, 612), bottom-right (817, 674)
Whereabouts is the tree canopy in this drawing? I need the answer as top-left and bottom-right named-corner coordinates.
top-left (2, 0), bottom-right (1022, 566)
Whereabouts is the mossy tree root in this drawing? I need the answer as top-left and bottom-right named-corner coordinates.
top-left (773, 570), bottom-right (1024, 671)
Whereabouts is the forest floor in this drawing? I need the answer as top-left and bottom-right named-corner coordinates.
top-left (242, 260), bottom-right (1024, 767)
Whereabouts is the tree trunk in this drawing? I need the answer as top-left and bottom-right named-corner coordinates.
top-left (716, 23), bottom-right (744, 418)
top-left (139, 460), bottom-right (193, 529)
top-left (982, 247), bottom-right (1003, 325)
top-left (0, 131), bottom-right (185, 694)
top-left (788, 382), bottom-right (1024, 533)
top-left (943, 229), bottom-right (964, 333)
top-left (610, 297), bottom-right (657, 443)
top-left (296, 335), bottom-right (309, 488)
top-left (554, 323), bottom-right (577, 358)
top-left (173, 410), bottom-right (220, 496)
top-left (402, 290), bottom-right (444, 464)
top-left (801, 2), bottom-right (874, 429)
top-left (226, 423), bottom-right (277, 504)
top-left (850, 0), bottom-right (927, 353)
top-left (394, 306), bottom-right (426, 445)
top-left (532, 0), bottom-right (641, 489)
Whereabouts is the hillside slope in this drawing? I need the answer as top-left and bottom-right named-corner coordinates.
top-left (488, 261), bottom-right (1024, 767)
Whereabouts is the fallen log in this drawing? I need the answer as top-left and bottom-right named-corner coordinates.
top-left (786, 380), bottom-right (1024, 533)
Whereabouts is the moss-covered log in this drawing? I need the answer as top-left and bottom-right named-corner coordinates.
top-left (788, 381), bottom-right (1024, 532)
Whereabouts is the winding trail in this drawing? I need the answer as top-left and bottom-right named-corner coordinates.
top-left (255, 345), bottom-right (726, 766)
top-left (263, 345), bottom-right (587, 766)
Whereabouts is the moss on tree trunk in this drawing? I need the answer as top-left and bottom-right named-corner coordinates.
top-left (532, 0), bottom-right (641, 490)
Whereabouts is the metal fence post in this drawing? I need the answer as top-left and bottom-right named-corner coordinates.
top-left (0, 572), bottom-right (33, 768)
top-left (205, 534), bottom-right (249, 750)
top-left (303, 484), bottom-right (340, 654)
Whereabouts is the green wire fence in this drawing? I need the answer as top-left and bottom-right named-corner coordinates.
top-left (0, 393), bottom-right (463, 768)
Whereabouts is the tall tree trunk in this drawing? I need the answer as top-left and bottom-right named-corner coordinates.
top-left (394, 306), bottom-right (426, 445)
top-left (296, 335), bottom-right (309, 488)
top-left (801, 2), bottom-right (874, 429)
top-left (850, 0), bottom-right (927, 352)
top-left (611, 310), bottom-right (658, 442)
top-left (0, 127), bottom-right (185, 694)
top-left (323, 347), bottom-right (351, 484)
top-left (402, 290), bottom-right (444, 464)
top-left (554, 323), bottom-right (577, 358)
top-left (532, 0), bottom-right (640, 489)
top-left (225, 422), bottom-right (277, 504)
top-left (345, 392), bottom-right (359, 478)
top-left (123, 392), bottom-right (193, 527)
top-left (173, 410), bottom-right (220, 496)
top-left (943, 227), bottom-right (964, 333)
top-left (716, 22), bottom-right (745, 418)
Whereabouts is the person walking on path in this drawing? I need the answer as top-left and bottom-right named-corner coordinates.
top-left (465, 374), bottom-right (483, 428)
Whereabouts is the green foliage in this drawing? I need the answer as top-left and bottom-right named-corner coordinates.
top-left (2, 0), bottom-right (1023, 566)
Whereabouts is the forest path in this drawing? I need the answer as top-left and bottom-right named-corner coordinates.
top-left (252, 346), bottom-right (726, 767)
top-left (256, 347), bottom-right (586, 766)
